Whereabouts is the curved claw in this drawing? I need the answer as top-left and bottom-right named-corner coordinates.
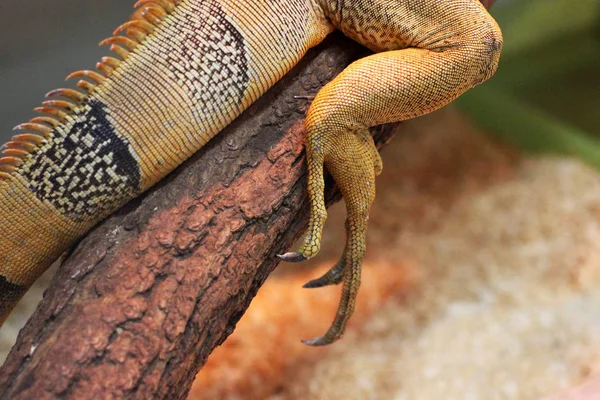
top-left (302, 279), bottom-right (330, 289)
top-left (276, 252), bottom-right (307, 263)
top-left (301, 335), bottom-right (337, 347)
top-left (303, 263), bottom-right (344, 288)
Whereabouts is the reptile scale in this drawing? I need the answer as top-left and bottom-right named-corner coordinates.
top-left (0, 0), bottom-right (502, 346)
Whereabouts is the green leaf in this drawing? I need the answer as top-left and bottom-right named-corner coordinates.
top-left (457, 87), bottom-right (600, 169)
top-left (492, 0), bottom-right (600, 58)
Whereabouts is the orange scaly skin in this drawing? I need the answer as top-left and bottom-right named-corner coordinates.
top-left (0, 0), bottom-right (501, 345)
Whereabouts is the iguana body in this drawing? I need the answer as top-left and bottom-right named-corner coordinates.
top-left (0, 0), bottom-right (501, 345)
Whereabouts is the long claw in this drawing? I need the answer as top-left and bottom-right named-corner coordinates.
top-left (303, 262), bottom-right (344, 288)
top-left (302, 279), bottom-right (332, 289)
top-left (276, 252), bottom-right (307, 263)
top-left (301, 335), bottom-right (335, 346)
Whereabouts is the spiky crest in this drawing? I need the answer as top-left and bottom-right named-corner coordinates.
top-left (0, 0), bottom-right (183, 181)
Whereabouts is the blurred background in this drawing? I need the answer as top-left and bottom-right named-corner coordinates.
top-left (1, 0), bottom-right (599, 399)
top-left (0, 0), bottom-right (129, 134)
top-left (458, 0), bottom-right (600, 164)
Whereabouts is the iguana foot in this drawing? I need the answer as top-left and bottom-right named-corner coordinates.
top-left (283, 112), bottom-right (380, 345)
top-left (279, 0), bottom-right (501, 347)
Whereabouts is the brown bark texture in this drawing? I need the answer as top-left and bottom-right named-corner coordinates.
top-left (0, 34), bottom-right (392, 399)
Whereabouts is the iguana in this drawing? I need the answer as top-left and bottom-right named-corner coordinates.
top-left (0, 0), bottom-right (502, 346)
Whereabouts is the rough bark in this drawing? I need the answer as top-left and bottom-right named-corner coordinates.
top-left (0, 0), bottom-right (496, 395)
top-left (0, 33), bottom-right (392, 399)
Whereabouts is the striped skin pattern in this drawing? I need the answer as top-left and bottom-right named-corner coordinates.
top-left (0, 0), bottom-right (502, 345)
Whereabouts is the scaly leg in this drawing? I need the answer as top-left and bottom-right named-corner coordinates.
top-left (302, 129), bottom-right (378, 345)
top-left (280, 0), bottom-right (502, 345)
top-left (301, 129), bottom-right (382, 290)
